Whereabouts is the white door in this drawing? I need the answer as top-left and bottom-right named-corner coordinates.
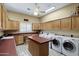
top-left (26, 23), bottom-right (32, 32)
top-left (19, 22), bottom-right (32, 32)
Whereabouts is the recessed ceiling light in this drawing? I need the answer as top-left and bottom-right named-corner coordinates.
top-left (34, 12), bottom-right (38, 16)
top-left (45, 6), bottom-right (55, 13)
top-left (34, 8), bottom-right (39, 16)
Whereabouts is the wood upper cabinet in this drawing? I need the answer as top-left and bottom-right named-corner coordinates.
top-left (5, 20), bottom-right (11, 30)
top-left (45, 22), bottom-right (52, 30)
top-left (32, 23), bottom-right (38, 30)
top-left (39, 23), bottom-right (42, 30)
top-left (0, 4), bottom-right (2, 29)
top-left (72, 16), bottom-right (79, 30)
top-left (10, 20), bottom-right (19, 30)
top-left (41, 22), bottom-right (52, 30)
top-left (0, 4), bottom-right (19, 30)
top-left (41, 20), bottom-right (60, 30)
top-left (0, 4), bottom-right (10, 30)
top-left (6, 20), bottom-right (19, 30)
top-left (32, 23), bottom-right (41, 30)
top-left (42, 22), bottom-right (47, 30)
top-left (61, 17), bottom-right (72, 30)
top-left (52, 20), bottom-right (60, 30)
top-left (0, 4), bottom-right (8, 30)
top-left (2, 5), bottom-right (8, 30)
top-left (41, 22), bottom-right (48, 30)
top-left (40, 23), bottom-right (44, 30)
top-left (13, 21), bottom-right (19, 30)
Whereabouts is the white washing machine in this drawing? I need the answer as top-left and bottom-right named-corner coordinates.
top-left (62, 37), bottom-right (79, 56)
top-left (51, 35), bottom-right (63, 53)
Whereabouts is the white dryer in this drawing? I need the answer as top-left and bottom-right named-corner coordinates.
top-left (62, 37), bottom-right (79, 56)
top-left (46, 34), bottom-right (55, 49)
top-left (51, 35), bottom-right (63, 53)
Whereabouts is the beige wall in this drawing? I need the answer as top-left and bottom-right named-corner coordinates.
top-left (7, 11), bottom-right (40, 23)
top-left (40, 3), bottom-right (79, 22)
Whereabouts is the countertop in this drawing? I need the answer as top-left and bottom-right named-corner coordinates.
top-left (0, 36), bottom-right (17, 56)
top-left (28, 35), bottom-right (49, 44)
top-left (8, 31), bottom-right (38, 35)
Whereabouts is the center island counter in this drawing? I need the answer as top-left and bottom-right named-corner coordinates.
top-left (27, 35), bottom-right (49, 56)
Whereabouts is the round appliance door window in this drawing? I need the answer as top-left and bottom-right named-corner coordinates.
top-left (63, 40), bottom-right (76, 52)
top-left (52, 39), bottom-right (60, 47)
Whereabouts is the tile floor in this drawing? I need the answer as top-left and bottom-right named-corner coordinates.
top-left (16, 44), bottom-right (65, 56)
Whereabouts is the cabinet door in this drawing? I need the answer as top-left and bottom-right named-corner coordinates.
top-left (61, 17), bottom-right (72, 30)
top-left (43, 22), bottom-right (48, 30)
top-left (0, 4), bottom-right (2, 29)
top-left (2, 4), bottom-right (10, 30)
top-left (11, 20), bottom-right (19, 30)
top-left (32, 23), bottom-right (40, 30)
top-left (42, 23), bottom-right (47, 30)
top-left (5, 20), bottom-right (11, 30)
top-left (14, 21), bottom-right (19, 30)
top-left (72, 16), bottom-right (79, 30)
top-left (39, 23), bottom-right (42, 30)
top-left (52, 20), bottom-right (60, 30)
top-left (6, 20), bottom-right (19, 30)
top-left (45, 22), bottom-right (52, 30)
top-left (40, 23), bottom-right (43, 30)
top-left (15, 35), bottom-right (24, 45)
top-left (38, 23), bottom-right (41, 30)
top-left (2, 6), bottom-right (6, 29)
top-left (32, 23), bottom-right (37, 30)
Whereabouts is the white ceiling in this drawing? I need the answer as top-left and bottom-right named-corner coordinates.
top-left (4, 3), bottom-right (70, 17)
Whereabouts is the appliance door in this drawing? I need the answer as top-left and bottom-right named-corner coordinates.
top-left (63, 40), bottom-right (76, 52)
top-left (52, 39), bottom-right (60, 47)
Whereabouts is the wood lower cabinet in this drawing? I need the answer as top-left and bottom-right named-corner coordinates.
top-left (28, 39), bottom-right (49, 56)
top-left (61, 17), bottom-right (72, 30)
top-left (15, 35), bottom-right (24, 45)
top-left (72, 16), bottom-right (79, 30)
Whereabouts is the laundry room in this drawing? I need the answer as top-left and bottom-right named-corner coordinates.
top-left (0, 2), bottom-right (79, 56)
